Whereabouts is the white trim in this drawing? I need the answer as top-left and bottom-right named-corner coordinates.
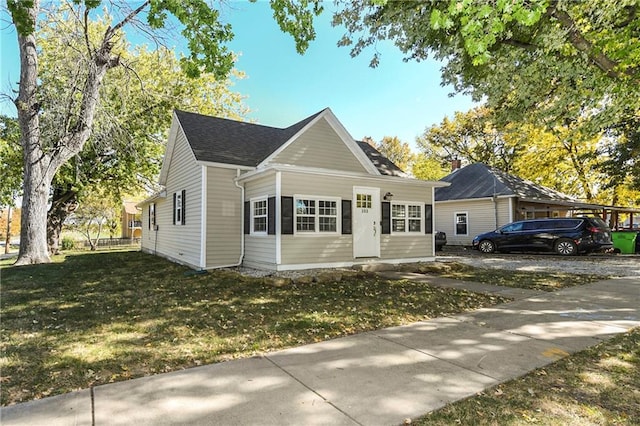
top-left (196, 160), bottom-right (255, 171)
top-left (249, 196), bottom-right (268, 235)
top-left (137, 190), bottom-right (166, 207)
top-left (275, 257), bottom-right (436, 271)
top-left (159, 113), bottom-right (199, 185)
top-left (454, 211), bottom-right (469, 236)
top-left (238, 163), bottom-right (449, 187)
top-left (275, 171), bottom-right (282, 265)
top-left (509, 197), bottom-right (514, 223)
top-left (390, 201), bottom-right (424, 235)
top-left (293, 195), bottom-right (341, 235)
top-left (200, 166), bottom-right (207, 269)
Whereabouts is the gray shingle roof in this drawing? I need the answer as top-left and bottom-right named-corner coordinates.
top-left (435, 163), bottom-right (576, 202)
top-left (175, 109), bottom-right (406, 175)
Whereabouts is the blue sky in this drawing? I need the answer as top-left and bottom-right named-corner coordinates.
top-left (0, 1), bottom-right (475, 150)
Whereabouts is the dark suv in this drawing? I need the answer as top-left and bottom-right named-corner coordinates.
top-left (472, 217), bottom-right (613, 256)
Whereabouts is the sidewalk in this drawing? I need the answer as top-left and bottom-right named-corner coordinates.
top-left (2, 275), bottom-right (638, 426)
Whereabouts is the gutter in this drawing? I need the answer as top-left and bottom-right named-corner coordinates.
top-left (233, 169), bottom-right (245, 266)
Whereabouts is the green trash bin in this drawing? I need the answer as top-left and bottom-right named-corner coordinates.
top-left (612, 231), bottom-right (638, 254)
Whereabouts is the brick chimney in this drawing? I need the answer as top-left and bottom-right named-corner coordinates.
top-left (451, 159), bottom-right (462, 171)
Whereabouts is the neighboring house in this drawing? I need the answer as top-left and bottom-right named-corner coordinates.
top-left (434, 162), bottom-right (629, 246)
top-left (138, 108), bottom-right (448, 270)
top-left (121, 201), bottom-right (142, 239)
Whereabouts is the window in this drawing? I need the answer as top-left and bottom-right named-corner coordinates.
top-left (149, 203), bottom-right (156, 229)
top-left (173, 190), bottom-right (185, 225)
top-left (392, 203), bottom-right (422, 233)
top-left (356, 193), bottom-right (372, 209)
top-left (252, 198), bottom-right (267, 234)
top-left (455, 212), bottom-right (468, 235)
top-left (295, 197), bottom-right (338, 233)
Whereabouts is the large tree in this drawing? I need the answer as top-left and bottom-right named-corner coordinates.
top-left (332, 0), bottom-right (640, 184)
top-left (33, 6), bottom-right (248, 253)
top-left (8, 0), bottom-right (322, 265)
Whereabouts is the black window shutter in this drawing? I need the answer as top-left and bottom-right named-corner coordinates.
top-left (281, 196), bottom-right (294, 235)
top-left (244, 201), bottom-right (250, 235)
top-left (424, 204), bottom-right (433, 234)
top-left (172, 193), bottom-right (176, 225)
top-left (267, 196), bottom-right (276, 235)
top-left (181, 189), bottom-right (186, 225)
top-left (341, 200), bottom-right (352, 234)
top-left (381, 201), bottom-right (391, 234)
top-left (148, 205), bottom-right (151, 229)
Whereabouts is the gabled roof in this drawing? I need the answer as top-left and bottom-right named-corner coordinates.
top-left (172, 108), bottom-right (404, 175)
top-left (175, 109), bottom-right (323, 167)
top-left (435, 163), bottom-right (576, 202)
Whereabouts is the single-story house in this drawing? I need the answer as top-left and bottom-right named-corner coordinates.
top-left (139, 108), bottom-right (448, 270)
top-left (434, 162), bottom-right (637, 246)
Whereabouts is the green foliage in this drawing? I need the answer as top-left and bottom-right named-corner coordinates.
top-left (61, 236), bottom-right (75, 251)
top-left (0, 116), bottom-right (22, 207)
top-left (374, 136), bottom-right (414, 172)
top-left (332, 0), bottom-right (640, 188)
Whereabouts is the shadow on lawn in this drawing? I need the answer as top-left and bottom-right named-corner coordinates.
top-left (1, 250), bottom-right (506, 406)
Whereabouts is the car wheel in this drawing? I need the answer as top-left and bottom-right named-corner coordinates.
top-left (478, 240), bottom-right (496, 254)
top-left (555, 239), bottom-right (578, 256)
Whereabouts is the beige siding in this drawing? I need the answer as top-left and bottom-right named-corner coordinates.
top-left (206, 167), bottom-right (242, 267)
top-left (243, 174), bottom-right (277, 267)
top-left (435, 198), bottom-right (513, 246)
top-left (280, 171), bottom-right (434, 266)
top-left (280, 235), bottom-right (352, 265)
top-left (380, 235), bottom-right (430, 259)
top-left (142, 129), bottom-right (202, 268)
top-left (269, 118), bottom-right (369, 173)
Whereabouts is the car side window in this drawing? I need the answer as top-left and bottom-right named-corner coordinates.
top-left (502, 222), bottom-right (523, 232)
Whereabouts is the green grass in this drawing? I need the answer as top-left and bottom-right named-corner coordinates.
top-left (0, 250), bottom-right (506, 406)
top-left (418, 327), bottom-right (640, 425)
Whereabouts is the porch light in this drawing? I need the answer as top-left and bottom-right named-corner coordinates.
top-left (384, 192), bottom-right (394, 201)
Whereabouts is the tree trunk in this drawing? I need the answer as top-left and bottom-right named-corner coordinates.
top-left (47, 187), bottom-right (79, 254)
top-left (11, 1), bottom-right (122, 265)
top-left (14, 1), bottom-right (53, 265)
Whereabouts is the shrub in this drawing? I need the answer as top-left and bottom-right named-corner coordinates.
top-left (61, 237), bottom-right (75, 250)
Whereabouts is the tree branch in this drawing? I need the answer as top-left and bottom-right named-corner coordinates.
top-left (547, 2), bottom-right (629, 80)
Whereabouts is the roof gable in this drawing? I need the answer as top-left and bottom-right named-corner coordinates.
top-left (435, 163), bottom-right (575, 202)
top-left (165, 108), bottom-right (395, 176)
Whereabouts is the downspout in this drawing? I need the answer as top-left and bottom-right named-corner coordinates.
top-left (234, 169), bottom-right (245, 266)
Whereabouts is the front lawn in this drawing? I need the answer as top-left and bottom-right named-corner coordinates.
top-left (0, 250), bottom-right (506, 406)
top-left (419, 327), bottom-right (640, 425)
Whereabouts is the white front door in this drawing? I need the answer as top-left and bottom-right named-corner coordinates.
top-left (353, 186), bottom-right (380, 258)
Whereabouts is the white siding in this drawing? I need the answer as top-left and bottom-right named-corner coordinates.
top-left (141, 128), bottom-right (202, 268)
top-left (269, 118), bottom-right (369, 173)
top-left (206, 167), bottom-right (242, 267)
top-left (435, 198), bottom-right (513, 246)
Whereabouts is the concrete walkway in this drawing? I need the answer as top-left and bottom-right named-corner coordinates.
top-left (2, 275), bottom-right (638, 426)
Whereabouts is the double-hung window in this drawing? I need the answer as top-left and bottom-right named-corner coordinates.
top-left (455, 212), bottom-right (468, 235)
top-left (251, 198), bottom-right (267, 234)
top-left (295, 197), bottom-right (338, 233)
top-left (391, 203), bottom-right (422, 233)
